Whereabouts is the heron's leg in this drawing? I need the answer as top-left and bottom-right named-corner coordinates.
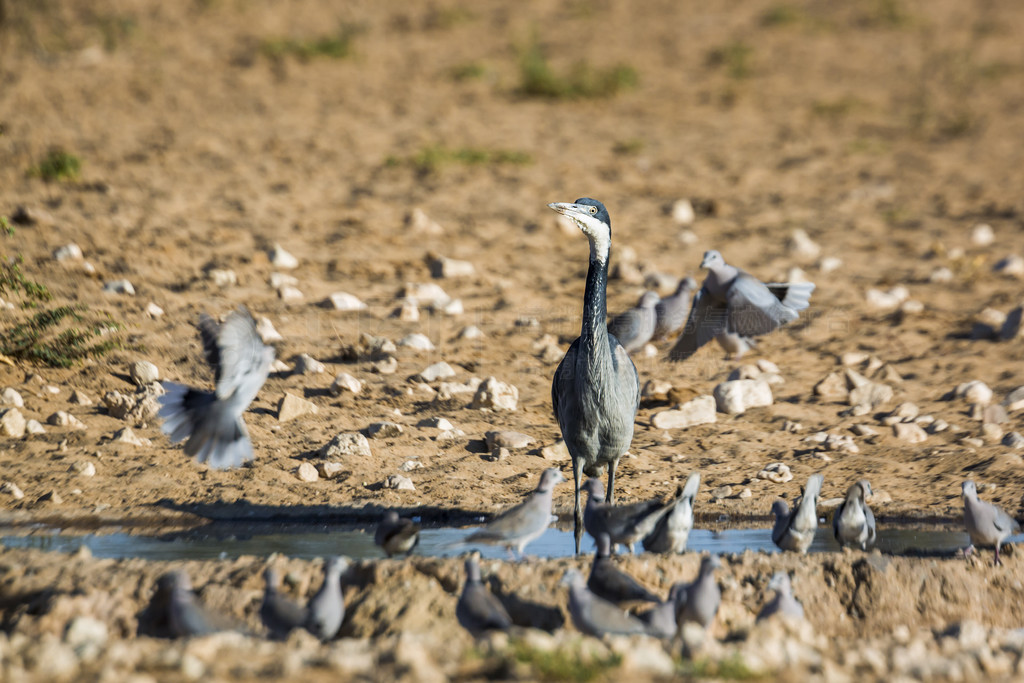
top-left (607, 459), bottom-right (618, 505)
top-left (995, 543), bottom-right (1002, 567)
top-left (574, 458), bottom-right (584, 555)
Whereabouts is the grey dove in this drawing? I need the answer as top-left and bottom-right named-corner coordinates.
top-left (638, 596), bottom-right (678, 640)
top-left (456, 555), bottom-right (513, 635)
top-left (643, 472), bottom-right (701, 554)
top-left (458, 468), bottom-right (566, 559)
top-left (669, 250), bottom-right (814, 362)
top-left (607, 290), bottom-right (660, 353)
top-left (562, 569), bottom-right (652, 637)
top-left (583, 478), bottom-right (680, 553)
top-left (158, 306), bottom-right (274, 468)
top-left (260, 567), bottom-right (309, 640)
top-left (833, 480), bottom-right (876, 551)
top-left (772, 473), bottom-right (824, 554)
top-left (674, 555), bottom-right (721, 629)
top-left (653, 276), bottom-right (698, 340)
top-left (549, 199), bottom-right (641, 553)
top-left (963, 480), bottom-right (1020, 566)
top-left (163, 570), bottom-right (221, 638)
top-left (588, 533), bottom-right (661, 604)
top-left (305, 557), bottom-right (347, 641)
top-left (756, 572), bottom-right (804, 622)
top-left (375, 511), bottom-right (421, 557)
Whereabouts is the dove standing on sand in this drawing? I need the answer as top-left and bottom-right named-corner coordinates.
top-left (674, 555), bottom-right (721, 629)
top-left (458, 468), bottom-right (566, 560)
top-left (962, 480), bottom-right (1021, 566)
top-left (607, 290), bottom-right (660, 353)
top-left (653, 277), bottom-right (698, 340)
top-left (833, 480), bottom-right (876, 551)
top-left (562, 569), bottom-right (652, 637)
top-left (163, 570), bottom-right (220, 637)
top-left (157, 306), bottom-right (275, 468)
top-left (669, 250), bottom-right (814, 362)
top-left (756, 572), bottom-right (804, 622)
top-left (583, 478), bottom-right (680, 553)
top-left (260, 568), bottom-right (309, 640)
top-left (643, 472), bottom-right (701, 554)
top-left (305, 557), bottom-right (347, 641)
top-left (456, 555), bottom-right (513, 636)
top-left (588, 533), bottom-right (661, 604)
top-left (375, 511), bottom-right (421, 557)
top-left (772, 473), bottom-right (824, 554)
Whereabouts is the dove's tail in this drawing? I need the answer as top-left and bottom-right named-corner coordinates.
top-left (157, 381), bottom-right (253, 469)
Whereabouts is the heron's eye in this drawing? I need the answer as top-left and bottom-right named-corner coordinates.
top-left (588, 206), bottom-right (597, 215)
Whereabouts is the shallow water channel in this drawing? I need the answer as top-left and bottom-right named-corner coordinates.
top-left (4, 520), bottom-right (1015, 561)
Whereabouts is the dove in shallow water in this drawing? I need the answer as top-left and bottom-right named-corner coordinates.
top-left (607, 290), bottom-right (660, 353)
top-left (375, 511), bottom-right (421, 557)
top-left (587, 533), bottom-right (661, 604)
top-left (756, 571), bottom-right (804, 622)
top-left (669, 250), bottom-right (814, 362)
top-left (674, 555), bottom-right (721, 629)
top-left (643, 472), bottom-right (701, 554)
top-left (305, 557), bottom-right (347, 641)
top-left (653, 277), bottom-right (698, 340)
top-left (260, 568), bottom-right (308, 640)
top-left (583, 478), bottom-right (681, 554)
top-left (962, 480), bottom-right (1020, 566)
top-left (562, 569), bottom-right (653, 637)
top-left (833, 480), bottom-right (876, 551)
top-left (456, 555), bottom-right (513, 635)
top-left (157, 306), bottom-right (274, 468)
top-left (772, 473), bottom-right (824, 554)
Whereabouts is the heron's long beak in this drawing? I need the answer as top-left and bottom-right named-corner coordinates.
top-left (548, 202), bottom-right (586, 219)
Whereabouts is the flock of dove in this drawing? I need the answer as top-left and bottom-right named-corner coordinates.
top-left (146, 198), bottom-right (1018, 642)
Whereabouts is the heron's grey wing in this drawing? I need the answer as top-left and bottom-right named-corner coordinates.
top-left (668, 287), bottom-right (726, 361)
top-left (215, 307), bottom-right (273, 401)
top-left (726, 274), bottom-right (800, 337)
top-left (551, 339), bottom-right (580, 423)
top-left (611, 339), bottom-right (641, 414)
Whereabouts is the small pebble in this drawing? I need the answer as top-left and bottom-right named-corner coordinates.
top-left (277, 393), bottom-right (318, 422)
top-left (738, 488), bottom-right (752, 500)
top-left (70, 461), bottom-right (96, 477)
top-left (372, 357), bottom-right (398, 374)
top-left (980, 422), bottom-right (1004, 444)
top-left (53, 243), bottom-right (83, 261)
top-left (278, 286), bottom-right (303, 302)
top-left (929, 267), bottom-right (954, 283)
top-left (954, 380), bottom-right (993, 406)
top-left (671, 198), bottom-right (695, 225)
top-left (417, 417), bottom-right (453, 430)
top-left (25, 419), bottom-right (45, 435)
top-left (48, 411), bottom-right (86, 429)
top-left (317, 462), bottom-right (345, 479)
top-left (293, 354), bottom-right (326, 375)
top-left (296, 463), bottom-right (319, 483)
top-left (1002, 432), bottom-right (1024, 450)
top-left (1, 481), bottom-right (25, 499)
top-left (865, 286), bottom-right (909, 310)
top-left (892, 422), bottom-right (927, 444)
top-left (206, 268), bottom-right (236, 287)
top-left (366, 422), bottom-right (403, 439)
top-left (711, 485), bottom-right (733, 500)
top-left (384, 474), bottom-right (415, 491)
top-left (970, 223), bottom-right (995, 247)
top-left (757, 462), bottom-right (793, 484)
top-left (398, 334), bottom-right (435, 352)
top-left (457, 325), bottom-right (484, 340)
top-left (789, 229), bottom-right (821, 259)
top-left (819, 256), bottom-right (842, 273)
top-left (130, 360), bottom-right (160, 386)
top-left (538, 440), bottom-right (570, 461)
top-left (428, 255), bottom-right (475, 279)
top-left (103, 279), bottom-right (135, 295)
top-left (416, 362), bottom-right (456, 382)
top-left (269, 244), bottom-right (299, 269)
top-left (257, 317), bottom-right (284, 343)
top-left (323, 292), bottom-right (367, 311)
top-left (269, 272), bottom-right (298, 289)
top-left (485, 430), bottom-right (534, 450)
top-left (330, 373), bottom-right (362, 396)
top-left (1, 387), bottom-right (24, 407)
top-left (993, 255), bottom-right (1024, 277)
top-left (393, 299), bottom-right (419, 321)
top-left (399, 460), bottom-right (423, 472)
top-left (145, 302), bottom-right (165, 318)
top-left (407, 208), bottom-right (444, 235)
top-left (470, 377), bottom-right (519, 411)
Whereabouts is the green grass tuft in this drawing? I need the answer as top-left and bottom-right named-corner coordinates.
top-left (510, 641), bottom-right (622, 682)
top-left (680, 654), bottom-right (763, 680)
top-left (260, 25), bottom-right (359, 62)
top-left (29, 148), bottom-right (81, 182)
top-left (708, 41), bottom-right (754, 79)
top-left (390, 144), bottom-right (532, 174)
top-left (517, 37), bottom-right (638, 99)
top-left (761, 5), bottom-right (804, 26)
top-left (450, 61), bottom-right (488, 81)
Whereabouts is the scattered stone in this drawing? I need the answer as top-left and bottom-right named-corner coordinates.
top-left (2, 387), bottom-right (24, 407)
top-left (103, 279), bottom-right (135, 295)
top-left (738, 487), bottom-right (752, 500)
top-left (206, 268), bottom-right (236, 287)
top-left (841, 351), bottom-right (870, 366)
top-left (392, 298), bottom-right (420, 321)
top-left (782, 420), bottom-right (803, 433)
top-left (822, 433), bottom-right (859, 453)
top-left (678, 229), bottom-right (698, 245)
top-left (296, 463), bottom-right (319, 482)
top-left (930, 266), bottom-right (954, 283)
top-left (970, 223), bottom-right (995, 246)
top-left (25, 419), bottom-right (45, 435)
top-left (852, 424), bottom-right (879, 437)
top-left (892, 422), bottom-right (927, 444)
top-left (1, 481), bottom-right (25, 499)
top-left (848, 380), bottom-right (893, 409)
top-left (536, 342), bottom-right (564, 364)
top-left (416, 361), bottom-right (456, 382)
top-left (402, 282), bottom-right (451, 308)
top-left (323, 292), bottom-right (367, 311)
top-left (53, 243), bottom-right (83, 261)
top-left (671, 198), bottom-right (695, 225)
top-left (457, 325), bottom-right (484, 340)
top-left (470, 377), bottom-right (519, 411)
top-left (399, 333), bottom-right (434, 352)
top-left (993, 255), bottom-right (1024, 278)
top-left (320, 432), bottom-right (372, 458)
top-left (372, 357), bottom-right (398, 374)
top-left (407, 208), bottom-right (444, 235)
top-left (887, 402), bottom-right (919, 421)
top-left (1003, 387), bottom-right (1024, 412)
top-left (384, 474), bottom-right (415, 491)
top-left (64, 616), bottom-right (108, 658)
top-left (641, 379), bottom-right (674, 403)
top-left (278, 286), bottom-right (303, 302)
top-left (900, 300), bottom-right (924, 315)
top-left (865, 286), bottom-right (909, 310)
top-left (728, 364), bottom-right (762, 381)
top-left (257, 317), bottom-right (284, 343)
top-left (269, 272), bottom-right (298, 290)
top-left (269, 359), bottom-right (290, 373)
top-left (713, 379), bottom-right (772, 415)
top-left (330, 372), bottom-right (363, 396)
top-left (711, 485), bottom-right (733, 500)
top-left (485, 430), bottom-right (534, 450)
top-left (366, 422), bottom-right (403, 439)
top-left (789, 229), bottom-right (820, 259)
top-left (814, 372), bottom-right (847, 400)
top-left (1002, 432), bottom-right (1024, 450)
top-left (1001, 306), bottom-right (1023, 341)
top-left (399, 460), bottom-right (423, 472)
top-left (71, 461), bottom-right (96, 477)
top-left (293, 354), bottom-right (326, 375)
top-left (981, 422), bottom-right (1004, 444)
top-left (652, 395), bottom-right (717, 429)
top-left (954, 380), bottom-right (993, 406)
top-left (47, 411), bottom-right (85, 429)
top-left (439, 298), bottom-right (463, 316)
top-left (757, 462), bottom-right (793, 484)
top-left (278, 393), bottom-right (319, 422)
top-left (538, 440), bottom-right (569, 461)
top-left (39, 490), bottom-right (64, 504)
top-left (130, 360), bottom-right (160, 386)
top-left (983, 404), bottom-right (1008, 425)
top-left (961, 436), bottom-right (984, 448)
top-left (485, 447), bottom-right (510, 462)
top-left (112, 427), bottom-right (152, 446)
top-left (269, 244), bottom-right (299, 269)
top-left (317, 462), bottom-right (345, 479)
top-left (435, 378), bottom-right (482, 401)
top-left (146, 302), bottom-right (165, 318)
top-left (418, 416), bottom-right (454, 430)
top-left (428, 255), bottom-right (475, 279)
top-left (819, 256), bottom-right (842, 273)
top-left (68, 389), bottom-right (93, 406)
top-left (927, 419), bottom-right (949, 434)
top-left (436, 428), bottom-right (466, 443)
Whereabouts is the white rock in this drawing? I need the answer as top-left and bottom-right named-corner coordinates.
top-left (329, 372), bottom-right (363, 396)
top-left (428, 255), bottom-right (475, 278)
top-left (1003, 386), bottom-right (1024, 412)
top-left (392, 299), bottom-right (420, 321)
top-left (539, 440), bottom-right (570, 461)
top-left (757, 462), bottom-right (793, 484)
top-left (0, 408), bottom-right (26, 437)
top-left (416, 362), bottom-right (456, 382)
top-left (993, 255), bottom-right (1024, 277)
top-left (400, 460), bottom-right (424, 472)
top-left (485, 430), bottom-right (534, 450)
top-left (435, 377), bottom-right (482, 400)
top-left (789, 229), bottom-right (821, 259)
top-left (892, 422), bottom-right (927, 444)
top-left (71, 461), bottom-right (96, 477)
top-left (900, 300), bottom-right (924, 314)
top-left (955, 380), bottom-right (993, 406)
top-left (103, 279), bottom-right (135, 295)
top-left (652, 395), bottom-right (717, 429)
top-left (296, 462), bottom-right (319, 482)
top-left (2, 387), bottom-right (24, 407)
top-left (323, 292), bottom-right (367, 311)
top-left (206, 268), bottom-right (236, 287)
top-left (2, 481), bottom-right (25, 499)
top-left (257, 317), bottom-right (284, 343)
top-left (112, 427), bottom-right (151, 446)
top-left (53, 243), bottom-right (83, 261)
top-left (130, 360), bottom-right (160, 386)
top-left (471, 377), bottom-right (519, 411)
top-left (713, 379), bottom-right (773, 415)
top-left (320, 432), bottom-right (372, 458)
top-left (402, 282), bottom-right (450, 308)
top-left (671, 198), bottom-right (695, 225)
top-left (25, 419), bottom-right (45, 435)
top-left (677, 229), bottom-right (698, 245)
top-left (971, 223), bottom-right (995, 246)
top-left (865, 286), bottom-right (909, 309)
top-left (436, 428), bottom-right (466, 442)
top-left (64, 615), bottom-right (107, 658)
top-left (270, 359), bottom-right (290, 373)
top-left (366, 422), bottom-right (403, 439)
top-left (384, 474), bottom-right (415, 491)
top-left (145, 302), bottom-right (164, 318)
top-left (787, 266), bottom-right (809, 283)
top-left (851, 424), bottom-right (879, 437)
top-left (277, 393), bottom-right (319, 422)
top-left (757, 359), bottom-right (781, 374)
top-left (278, 286), bottom-right (303, 302)
top-left (399, 334), bottom-right (435, 351)
top-left (929, 267), bottom-right (954, 283)
top-left (269, 272), bottom-right (298, 289)
top-left (372, 356), bottom-right (398, 374)
top-left (48, 411), bottom-right (85, 429)
top-left (819, 256), bottom-right (842, 273)
top-left (407, 208), bottom-right (444, 235)
top-left (440, 298), bottom-right (464, 315)
top-left (269, 243), bottom-right (299, 269)
top-left (927, 419), bottom-right (949, 434)
top-left (317, 462), bottom-right (345, 479)
top-left (418, 417), bottom-right (454, 430)
top-left (293, 354), bottom-right (326, 375)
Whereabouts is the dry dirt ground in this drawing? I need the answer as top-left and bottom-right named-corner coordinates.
top-left (2, 0), bottom-right (1024, 680)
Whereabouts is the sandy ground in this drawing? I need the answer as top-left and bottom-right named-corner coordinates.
top-left (2, 0), bottom-right (1024, 679)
